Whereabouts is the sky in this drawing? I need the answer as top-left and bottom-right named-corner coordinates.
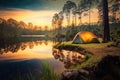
top-left (0, 0), bottom-right (98, 28)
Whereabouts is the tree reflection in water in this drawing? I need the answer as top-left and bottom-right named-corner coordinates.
top-left (0, 40), bottom-right (51, 54)
top-left (52, 48), bottom-right (85, 68)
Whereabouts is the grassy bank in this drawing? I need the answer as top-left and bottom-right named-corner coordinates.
top-left (54, 41), bottom-right (113, 49)
top-left (70, 55), bottom-right (103, 69)
top-left (54, 41), bottom-right (120, 55)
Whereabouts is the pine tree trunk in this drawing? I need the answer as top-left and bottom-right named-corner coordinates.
top-left (89, 10), bottom-right (91, 26)
top-left (102, 0), bottom-right (110, 42)
top-left (79, 14), bottom-right (82, 25)
top-left (72, 15), bottom-right (74, 25)
top-left (68, 13), bottom-right (70, 27)
top-left (89, 2), bottom-right (91, 28)
top-left (75, 14), bottom-right (77, 26)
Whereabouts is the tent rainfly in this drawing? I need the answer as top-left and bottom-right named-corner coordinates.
top-left (72, 31), bottom-right (100, 44)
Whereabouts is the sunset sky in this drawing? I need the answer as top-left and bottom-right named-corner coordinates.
top-left (0, 0), bottom-right (98, 28)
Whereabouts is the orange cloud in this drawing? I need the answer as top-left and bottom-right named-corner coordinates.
top-left (0, 8), bottom-right (98, 29)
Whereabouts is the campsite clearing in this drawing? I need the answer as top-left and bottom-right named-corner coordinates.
top-left (54, 41), bottom-right (120, 56)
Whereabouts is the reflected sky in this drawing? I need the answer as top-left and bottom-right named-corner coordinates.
top-left (52, 48), bottom-right (85, 68)
top-left (0, 40), bottom-right (55, 61)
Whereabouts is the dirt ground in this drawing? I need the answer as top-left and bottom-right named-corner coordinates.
top-left (84, 47), bottom-right (120, 56)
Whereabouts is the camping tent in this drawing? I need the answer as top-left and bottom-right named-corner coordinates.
top-left (72, 31), bottom-right (100, 44)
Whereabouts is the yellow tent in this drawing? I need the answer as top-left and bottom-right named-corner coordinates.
top-left (72, 31), bottom-right (100, 44)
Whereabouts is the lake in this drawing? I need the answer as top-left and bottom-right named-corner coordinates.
top-left (0, 39), bottom-right (65, 80)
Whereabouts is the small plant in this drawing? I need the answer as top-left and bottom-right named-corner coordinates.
top-left (84, 53), bottom-right (92, 61)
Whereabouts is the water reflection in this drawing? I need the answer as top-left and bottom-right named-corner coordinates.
top-left (0, 40), bottom-right (56, 55)
top-left (52, 48), bottom-right (85, 68)
top-left (0, 43), bottom-right (21, 54)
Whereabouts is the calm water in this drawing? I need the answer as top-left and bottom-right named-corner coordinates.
top-left (0, 39), bottom-right (65, 80)
top-left (0, 40), bottom-right (55, 61)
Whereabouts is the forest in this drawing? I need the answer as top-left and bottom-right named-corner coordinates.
top-left (51, 0), bottom-right (120, 42)
top-left (0, 18), bottom-right (50, 41)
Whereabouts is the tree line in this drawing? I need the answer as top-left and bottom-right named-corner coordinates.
top-left (0, 18), bottom-right (50, 41)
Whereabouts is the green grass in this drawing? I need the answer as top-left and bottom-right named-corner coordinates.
top-left (54, 42), bottom-right (88, 55)
top-left (55, 41), bottom-right (113, 49)
top-left (69, 55), bottom-right (103, 69)
top-left (40, 62), bottom-right (59, 80)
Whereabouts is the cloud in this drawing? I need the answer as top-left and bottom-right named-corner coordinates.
top-left (0, 0), bottom-right (45, 10)
top-left (0, 0), bottom-right (64, 10)
top-left (0, 0), bottom-right (79, 10)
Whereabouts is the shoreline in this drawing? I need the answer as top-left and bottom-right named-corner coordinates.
top-left (54, 41), bottom-right (120, 80)
top-left (53, 41), bottom-right (120, 70)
